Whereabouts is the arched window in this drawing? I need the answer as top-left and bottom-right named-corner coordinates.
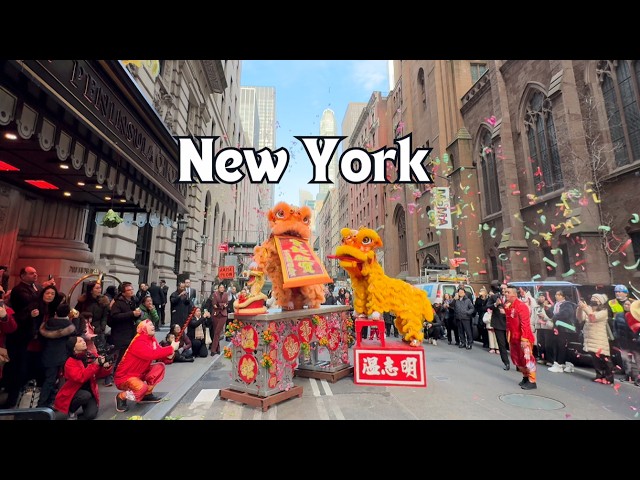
top-left (479, 129), bottom-right (501, 215)
top-left (417, 67), bottom-right (426, 106)
top-left (524, 91), bottom-right (563, 194)
top-left (394, 206), bottom-right (408, 272)
top-left (597, 60), bottom-right (640, 167)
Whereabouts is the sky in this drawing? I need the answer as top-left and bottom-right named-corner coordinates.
top-left (240, 60), bottom-right (390, 206)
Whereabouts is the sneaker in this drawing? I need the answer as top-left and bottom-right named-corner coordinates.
top-left (521, 381), bottom-right (537, 390)
top-left (67, 412), bottom-right (78, 420)
top-left (139, 393), bottom-right (162, 403)
top-left (432, 339), bottom-right (437, 346)
top-left (104, 375), bottom-right (114, 387)
top-left (518, 377), bottom-right (529, 386)
top-left (564, 362), bottom-right (575, 373)
top-left (548, 362), bottom-right (564, 373)
top-left (115, 394), bottom-right (129, 413)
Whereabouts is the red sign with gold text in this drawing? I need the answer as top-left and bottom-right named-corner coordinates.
top-left (354, 345), bottom-right (427, 387)
top-left (274, 236), bottom-right (332, 288)
top-left (218, 266), bottom-right (235, 279)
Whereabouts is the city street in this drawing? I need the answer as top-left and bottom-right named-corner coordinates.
top-left (110, 334), bottom-right (640, 421)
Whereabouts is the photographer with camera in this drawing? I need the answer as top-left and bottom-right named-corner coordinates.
top-left (53, 335), bottom-right (112, 420)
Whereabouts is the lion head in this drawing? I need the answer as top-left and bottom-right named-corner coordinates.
top-left (268, 201), bottom-right (312, 240)
top-left (334, 227), bottom-right (383, 274)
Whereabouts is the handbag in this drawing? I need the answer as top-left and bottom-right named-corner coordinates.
top-left (198, 343), bottom-right (209, 358)
top-left (205, 325), bottom-right (212, 345)
top-left (482, 311), bottom-right (492, 328)
top-left (194, 323), bottom-right (205, 340)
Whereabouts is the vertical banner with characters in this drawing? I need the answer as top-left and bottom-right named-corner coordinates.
top-left (433, 187), bottom-right (452, 229)
top-left (274, 236), bottom-right (332, 288)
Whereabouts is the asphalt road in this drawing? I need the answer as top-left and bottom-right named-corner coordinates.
top-left (161, 338), bottom-right (640, 421)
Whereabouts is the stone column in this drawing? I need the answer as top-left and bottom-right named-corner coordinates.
top-left (14, 197), bottom-right (95, 296)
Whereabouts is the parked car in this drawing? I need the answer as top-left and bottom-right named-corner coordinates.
top-left (414, 278), bottom-right (476, 305)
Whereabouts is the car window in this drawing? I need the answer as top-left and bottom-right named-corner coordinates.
top-left (442, 285), bottom-right (456, 299)
top-left (464, 286), bottom-right (475, 301)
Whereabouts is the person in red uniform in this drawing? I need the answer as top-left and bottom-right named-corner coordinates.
top-left (113, 319), bottom-right (179, 413)
top-left (0, 287), bottom-right (18, 384)
top-left (53, 335), bottom-right (112, 420)
top-left (505, 286), bottom-right (537, 390)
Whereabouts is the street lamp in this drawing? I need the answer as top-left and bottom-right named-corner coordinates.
top-left (172, 214), bottom-right (188, 240)
top-left (177, 214), bottom-right (188, 234)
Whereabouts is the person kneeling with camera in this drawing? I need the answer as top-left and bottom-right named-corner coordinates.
top-left (114, 319), bottom-right (179, 413)
top-left (53, 335), bottom-right (113, 420)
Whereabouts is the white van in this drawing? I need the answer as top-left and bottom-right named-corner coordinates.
top-left (413, 275), bottom-right (476, 304)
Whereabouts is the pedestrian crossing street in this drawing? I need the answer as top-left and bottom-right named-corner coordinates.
top-left (167, 377), bottom-right (346, 420)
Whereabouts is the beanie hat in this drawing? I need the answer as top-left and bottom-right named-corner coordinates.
top-left (434, 297), bottom-right (443, 304)
top-left (591, 293), bottom-right (607, 305)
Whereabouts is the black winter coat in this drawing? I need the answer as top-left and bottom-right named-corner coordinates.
top-left (108, 295), bottom-right (138, 348)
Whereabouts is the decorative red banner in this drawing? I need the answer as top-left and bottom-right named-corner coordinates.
top-left (354, 345), bottom-right (427, 387)
top-left (274, 235), bottom-right (332, 288)
top-left (218, 265), bottom-right (235, 279)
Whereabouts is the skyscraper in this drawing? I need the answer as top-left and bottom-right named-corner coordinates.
top-left (242, 86), bottom-right (277, 206)
top-left (342, 102), bottom-right (366, 147)
top-left (318, 108), bottom-right (337, 201)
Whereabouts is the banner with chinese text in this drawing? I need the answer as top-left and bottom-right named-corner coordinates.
top-left (274, 235), bottom-right (332, 288)
top-left (354, 345), bottom-right (426, 387)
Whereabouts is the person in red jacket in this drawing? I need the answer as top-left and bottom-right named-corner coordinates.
top-left (114, 319), bottom-right (179, 413)
top-left (505, 286), bottom-right (537, 390)
top-left (0, 288), bottom-right (18, 384)
top-left (53, 335), bottom-right (113, 420)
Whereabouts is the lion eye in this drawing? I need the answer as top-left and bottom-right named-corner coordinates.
top-left (302, 216), bottom-right (310, 224)
top-left (361, 237), bottom-right (372, 245)
top-left (275, 210), bottom-right (285, 219)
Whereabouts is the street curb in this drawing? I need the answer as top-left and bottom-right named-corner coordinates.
top-left (143, 352), bottom-right (222, 420)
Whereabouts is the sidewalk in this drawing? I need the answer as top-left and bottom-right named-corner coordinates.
top-left (95, 327), bottom-right (223, 420)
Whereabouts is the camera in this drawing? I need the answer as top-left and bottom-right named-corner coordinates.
top-left (95, 343), bottom-right (117, 365)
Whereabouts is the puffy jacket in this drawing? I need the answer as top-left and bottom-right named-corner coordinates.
top-left (453, 296), bottom-right (475, 320)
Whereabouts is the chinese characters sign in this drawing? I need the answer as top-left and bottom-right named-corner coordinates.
top-left (218, 265), bottom-right (235, 279)
top-left (354, 346), bottom-right (426, 387)
top-left (274, 235), bottom-right (332, 288)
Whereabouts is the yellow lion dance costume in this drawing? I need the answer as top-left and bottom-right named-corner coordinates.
top-left (254, 202), bottom-right (325, 310)
top-left (334, 227), bottom-right (433, 347)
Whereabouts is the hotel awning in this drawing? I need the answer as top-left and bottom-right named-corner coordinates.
top-left (0, 60), bottom-right (188, 223)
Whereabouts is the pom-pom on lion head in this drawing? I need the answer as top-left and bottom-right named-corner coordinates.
top-left (268, 201), bottom-right (312, 240)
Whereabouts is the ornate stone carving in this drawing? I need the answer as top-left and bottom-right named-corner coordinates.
top-left (38, 117), bottom-right (56, 151)
top-left (17, 103), bottom-right (38, 139)
top-left (0, 87), bottom-right (17, 126)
